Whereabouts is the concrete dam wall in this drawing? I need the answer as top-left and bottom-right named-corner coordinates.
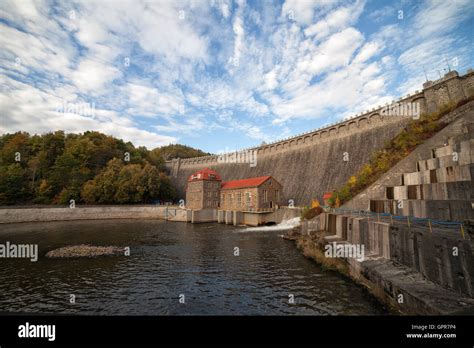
top-left (168, 117), bottom-right (409, 206)
top-left (166, 70), bottom-right (474, 206)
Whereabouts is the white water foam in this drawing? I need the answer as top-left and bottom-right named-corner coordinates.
top-left (242, 217), bottom-right (301, 232)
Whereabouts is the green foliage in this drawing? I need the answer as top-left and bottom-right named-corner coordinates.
top-left (301, 206), bottom-right (324, 220)
top-left (0, 163), bottom-right (30, 204)
top-left (81, 159), bottom-right (169, 204)
top-left (0, 131), bottom-right (180, 205)
top-left (329, 97), bottom-right (473, 207)
top-left (150, 144), bottom-right (210, 161)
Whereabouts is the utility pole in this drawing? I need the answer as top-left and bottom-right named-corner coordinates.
top-left (444, 54), bottom-right (452, 72)
top-left (422, 66), bottom-right (429, 82)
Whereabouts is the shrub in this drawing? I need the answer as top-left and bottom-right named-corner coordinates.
top-left (301, 206), bottom-right (324, 220)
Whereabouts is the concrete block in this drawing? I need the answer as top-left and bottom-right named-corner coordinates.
top-left (458, 150), bottom-right (473, 166)
top-left (217, 210), bottom-right (225, 223)
top-left (426, 158), bottom-right (440, 170)
top-left (233, 211), bottom-right (244, 226)
top-left (404, 172), bottom-right (422, 185)
top-left (225, 210), bottom-right (233, 224)
top-left (327, 213), bottom-right (337, 235)
top-left (434, 144), bottom-right (453, 158)
top-left (438, 154), bottom-right (457, 168)
top-left (460, 139), bottom-right (474, 154)
top-left (191, 209), bottom-right (217, 223)
top-left (417, 159), bottom-right (427, 172)
top-left (335, 215), bottom-right (348, 240)
top-left (351, 217), bottom-right (364, 245)
top-left (394, 186), bottom-right (408, 200)
top-left (242, 212), bottom-right (265, 226)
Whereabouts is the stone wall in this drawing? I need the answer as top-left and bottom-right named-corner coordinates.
top-left (0, 206), bottom-right (187, 224)
top-left (169, 117), bottom-right (410, 206)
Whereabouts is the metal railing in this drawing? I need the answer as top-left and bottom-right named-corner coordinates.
top-left (322, 206), bottom-right (468, 239)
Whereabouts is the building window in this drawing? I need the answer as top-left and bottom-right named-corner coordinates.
top-left (214, 191), bottom-right (218, 197)
top-left (207, 191), bottom-right (212, 198)
top-left (263, 189), bottom-right (268, 203)
top-left (237, 193), bottom-right (242, 204)
top-left (275, 190), bottom-right (280, 202)
top-left (245, 192), bottom-right (251, 204)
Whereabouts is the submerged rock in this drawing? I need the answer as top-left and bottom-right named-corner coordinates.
top-left (46, 244), bottom-right (124, 258)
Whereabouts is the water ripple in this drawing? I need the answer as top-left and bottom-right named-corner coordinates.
top-left (0, 219), bottom-right (388, 315)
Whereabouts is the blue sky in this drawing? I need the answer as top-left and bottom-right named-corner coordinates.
top-left (1, 0), bottom-right (473, 153)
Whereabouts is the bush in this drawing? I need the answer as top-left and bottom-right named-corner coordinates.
top-left (301, 206), bottom-right (324, 220)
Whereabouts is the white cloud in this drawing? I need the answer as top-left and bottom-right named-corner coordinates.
top-left (414, 0), bottom-right (474, 38)
top-left (230, 0), bottom-right (245, 70)
top-left (0, 76), bottom-right (175, 148)
top-left (216, 0), bottom-right (231, 18)
top-left (354, 41), bottom-right (383, 63)
top-left (304, 0), bottom-right (365, 39)
top-left (368, 5), bottom-right (395, 22)
top-left (306, 28), bottom-right (364, 74)
top-left (1, 0), bottom-right (473, 152)
top-left (281, 0), bottom-right (338, 25)
top-left (125, 82), bottom-right (184, 117)
top-left (72, 59), bottom-right (122, 93)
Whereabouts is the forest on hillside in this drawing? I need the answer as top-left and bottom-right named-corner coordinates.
top-left (151, 143), bottom-right (211, 160)
top-left (0, 131), bottom-right (208, 205)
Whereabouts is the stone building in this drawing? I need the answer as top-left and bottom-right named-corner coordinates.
top-left (220, 176), bottom-right (282, 212)
top-left (185, 169), bottom-right (283, 212)
top-left (185, 168), bottom-right (221, 210)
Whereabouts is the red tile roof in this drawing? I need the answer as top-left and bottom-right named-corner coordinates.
top-left (221, 176), bottom-right (272, 190)
top-left (188, 168), bottom-right (222, 182)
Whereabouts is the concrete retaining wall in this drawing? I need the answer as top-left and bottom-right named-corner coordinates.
top-left (0, 206), bottom-right (182, 224)
top-left (306, 211), bottom-right (474, 298)
top-left (191, 209), bottom-right (217, 223)
top-left (389, 224), bottom-right (473, 297)
top-left (167, 118), bottom-right (409, 207)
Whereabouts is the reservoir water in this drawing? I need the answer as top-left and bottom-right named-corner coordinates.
top-left (0, 219), bottom-right (388, 315)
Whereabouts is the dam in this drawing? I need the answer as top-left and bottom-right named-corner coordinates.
top-left (165, 70), bottom-right (474, 206)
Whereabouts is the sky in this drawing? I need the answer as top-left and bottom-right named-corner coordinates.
top-left (0, 0), bottom-right (473, 153)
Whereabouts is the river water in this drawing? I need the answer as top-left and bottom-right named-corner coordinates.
top-left (0, 219), bottom-right (388, 315)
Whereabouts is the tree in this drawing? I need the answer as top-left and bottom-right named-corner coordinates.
top-left (0, 130), bottom-right (188, 205)
top-left (0, 163), bottom-right (30, 204)
top-left (150, 144), bottom-right (210, 161)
